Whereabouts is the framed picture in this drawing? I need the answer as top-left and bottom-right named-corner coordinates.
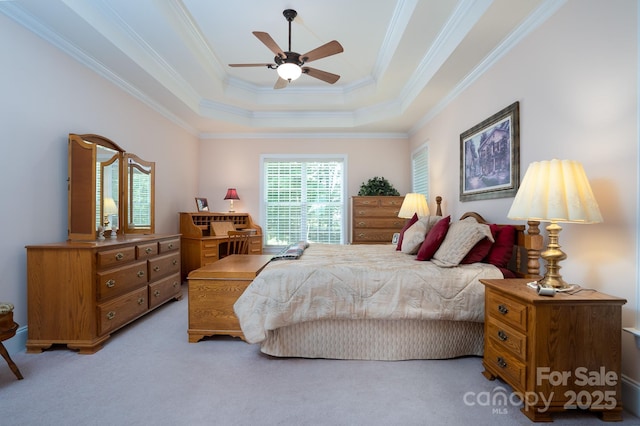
top-left (460, 101), bottom-right (520, 202)
top-left (195, 197), bottom-right (209, 212)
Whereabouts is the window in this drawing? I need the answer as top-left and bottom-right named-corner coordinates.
top-left (262, 155), bottom-right (346, 247)
top-left (411, 143), bottom-right (429, 199)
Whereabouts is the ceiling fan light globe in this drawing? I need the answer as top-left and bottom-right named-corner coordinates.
top-left (277, 63), bottom-right (302, 81)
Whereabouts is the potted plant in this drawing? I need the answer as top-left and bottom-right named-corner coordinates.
top-left (357, 176), bottom-right (400, 196)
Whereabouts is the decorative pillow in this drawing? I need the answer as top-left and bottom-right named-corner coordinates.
top-left (396, 213), bottom-right (418, 251)
top-left (400, 216), bottom-right (442, 254)
top-left (400, 219), bottom-right (428, 254)
top-left (416, 216), bottom-right (451, 261)
top-left (432, 218), bottom-right (494, 267)
top-left (460, 237), bottom-right (493, 264)
top-left (484, 224), bottom-right (516, 269)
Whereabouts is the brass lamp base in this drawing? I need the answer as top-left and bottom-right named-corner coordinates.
top-left (537, 221), bottom-right (571, 289)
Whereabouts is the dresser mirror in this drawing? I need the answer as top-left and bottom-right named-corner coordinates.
top-left (68, 133), bottom-right (155, 240)
top-left (122, 153), bottom-right (155, 234)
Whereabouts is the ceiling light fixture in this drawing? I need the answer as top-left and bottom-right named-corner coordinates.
top-left (277, 62), bottom-right (302, 81)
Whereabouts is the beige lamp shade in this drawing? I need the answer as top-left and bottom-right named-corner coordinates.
top-left (507, 159), bottom-right (602, 224)
top-left (398, 193), bottom-right (430, 218)
top-left (103, 197), bottom-right (118, 216)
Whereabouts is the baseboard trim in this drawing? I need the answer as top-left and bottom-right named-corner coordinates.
top-left (623, 374), bottom-right (640, 417)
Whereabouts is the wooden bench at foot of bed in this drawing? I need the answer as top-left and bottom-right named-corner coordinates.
top-left (187, 254), bottom-right (273, 342)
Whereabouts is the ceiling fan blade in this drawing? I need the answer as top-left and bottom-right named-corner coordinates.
top-left (253, 31), bottom-right (285, 58)
top-left (229, 63), bottom-right (274, 68)
top-left (303, 67), bottom-right (340, 84)
top-left (301, 40), bottom-right (344, 63)
top-left (274, 77), bottom-right (288, 89)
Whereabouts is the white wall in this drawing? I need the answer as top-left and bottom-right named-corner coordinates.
top-left (410, 0), bottom-right (639, 409)
top-left (0, 13), bottom-right (200, 351)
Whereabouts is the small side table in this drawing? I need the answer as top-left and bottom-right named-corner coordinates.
top-left (0, 303), bottom-right (23, 380)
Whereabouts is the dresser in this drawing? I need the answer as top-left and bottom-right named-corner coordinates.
top-left (26, 234), bottom-right (182, 354)
top-left (351, 196), bottom-right (404, 244)
top-left (481, 278), bottom-right (626, 422)
top-left (179, 212), bottom-right (263, 280)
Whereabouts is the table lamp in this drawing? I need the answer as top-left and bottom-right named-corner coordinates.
top-left (398, 193), bottom-right (430, 219)
top-left (507, 159), bottom-right (602, 289)
top-left (101, 197), bottom-right (118, 240)
top-left (224, 188), bottom-right (240, 212)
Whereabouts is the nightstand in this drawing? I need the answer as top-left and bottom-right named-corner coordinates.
top-left (480, 278), bottom-right (626, 422)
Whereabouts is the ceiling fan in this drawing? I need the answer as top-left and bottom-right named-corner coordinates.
top-left (228, 9), bottom-right (344, 89)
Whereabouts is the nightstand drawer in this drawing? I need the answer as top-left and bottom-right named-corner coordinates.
top-left (486, 317), bottom-right (527, 360)
top-left (486, 290), bottom-right (528, 332)
top-left (484, 340), bottom-right (526, 391)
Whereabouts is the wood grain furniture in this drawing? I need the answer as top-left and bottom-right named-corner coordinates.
top-left (0, 306), bottom-right (23, 380)
top-left (227, 230), bottom-right (252, 255)
top-left (26, 234), bottom-right (182, 354)
top-left (179, 212), bottom-right (263, 280)
top-left (481, 278), bottom-right (626, 422)
top-left (187, 254), bottom-right (273, 343)
top-left (234, 212), bottom-right (543, 360)
top-left (351, 196), bottom-right (404, 244)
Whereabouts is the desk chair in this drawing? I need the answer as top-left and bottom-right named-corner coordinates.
top-left (227, 230), bottom-right (252, 255)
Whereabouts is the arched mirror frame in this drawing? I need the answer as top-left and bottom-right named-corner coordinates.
top-left (68, 133), bottom-right (155, 240)
top-left (123, 153), bottom-right (155, 235)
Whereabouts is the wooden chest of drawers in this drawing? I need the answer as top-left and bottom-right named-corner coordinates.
top-left (26, 234), bottom-right (182, 354)
top-left (481, 279), bottom-right (626, 422)
top-left (351, 196), bottom-right (404, 244)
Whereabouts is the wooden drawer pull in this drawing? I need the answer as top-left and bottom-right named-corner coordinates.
top-left (106, 311), bottom-right (116, 320)
top-left (154, 290), bottom-right (161, 298)
top-left (497, 304), bottom-right (509, 315)
top-left (496, 357), bottom-right (507, 368)
top-left (106, 279), bottom-right (116, 288)
top-left (497, 330), bottom-right (508, 341)
top-left (145, 247), bottom-right (153, 254)
top-left (137, 270), bottom-right (145, 278)
top-left (115, 252), bottom-right (124, 261)
top-left (153, 266), bottom-right (161, 272)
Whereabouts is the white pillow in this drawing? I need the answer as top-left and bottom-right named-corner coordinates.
top-left (401, 216), bottom-right (441, 254)
top-left (431, 217), bottom-right (494, 267)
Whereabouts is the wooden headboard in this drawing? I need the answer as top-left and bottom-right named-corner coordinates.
top-left (459, 211), bottom-right (542, 278)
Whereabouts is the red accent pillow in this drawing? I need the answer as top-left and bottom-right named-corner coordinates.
top-left (460, 237), bottom-right (493, 264)
top-left (484, 224), bottom-right (516, 269)
top-left (396, 213), bottom-right (418, 251)
top-left (416, 216), bottom-right (450, 261)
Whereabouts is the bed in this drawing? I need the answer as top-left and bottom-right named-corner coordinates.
top-left (233, 208), bottom-right (541, 360)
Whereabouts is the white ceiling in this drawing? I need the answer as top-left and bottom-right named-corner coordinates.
top-left (1, 0), bottom-right (562, 137)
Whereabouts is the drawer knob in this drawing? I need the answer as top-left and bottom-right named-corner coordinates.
top-left (497, 304), bottom-right (509, 315)
top-left (168, 243), bottom-right (174, 249)
top-left (106, 279), bottom-right (116, 288)
top-left (173, 281), bottom-right (179, 288)
top-left (496, 357), bottom-right (507, 369)
top-left (357, 222), bottom-right (366, 226)
top-left (115, 252), bottom-right (124, 261)
top-left (145, 247), bottom-right (153, 254)
top-left (138, 297), bottom-right (144, 305)
top-left (154, 290), bottom-right (161, 298)
top-left (497, 330), bottom-right (508, 341)
top-left (172, 260), bottom-right (178, 266)
top-left (137, 270), bottom-right (145, 278)
top-left (154, 266), bottom-right (161, 272)
top-left (106, 311), bottom-right (116, 320)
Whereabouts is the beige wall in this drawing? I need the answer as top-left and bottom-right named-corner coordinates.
top-left (198, 136), bottom-right (411, 225)
top-left (410, 0), bottom-right (640, 395)
top-left (0, 14), bottom-right (200, 337)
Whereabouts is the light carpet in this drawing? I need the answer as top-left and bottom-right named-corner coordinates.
top-left (1, 285), bottom-right (639, 426)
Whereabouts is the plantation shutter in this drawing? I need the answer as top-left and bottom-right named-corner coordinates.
top-left (412, 144), bottom-right (429, 199)
top-left (263, 157), bottom-right (345, 246)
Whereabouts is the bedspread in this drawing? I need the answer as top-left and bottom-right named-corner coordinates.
top-left (233, 244), bottom-right (503, 343)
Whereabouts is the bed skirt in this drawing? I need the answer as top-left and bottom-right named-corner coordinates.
top-left (258, 319), bottom-right (484, 360)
